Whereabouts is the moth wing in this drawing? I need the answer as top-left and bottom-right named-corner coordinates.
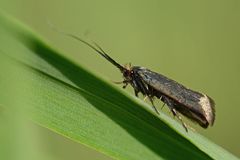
top-left (133, 66), bottom-right (215, 126)
top-left (134, 67), bottom-right (197, 102)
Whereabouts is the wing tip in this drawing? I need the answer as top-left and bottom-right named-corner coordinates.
top-left (199, 94), bottom-right (215, 126)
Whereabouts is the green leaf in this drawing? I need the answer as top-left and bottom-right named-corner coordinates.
top-left (0, 12), bottom-right (238, 160)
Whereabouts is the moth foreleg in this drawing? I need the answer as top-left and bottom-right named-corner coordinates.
top-left (148, 96), bottom-right (160, 115)
top-left (112, 80), bottom-right (124, 84)
top-left (112, 80), bottom-right (129, 88)
top-left (122, 83), bottom-right (128, 89)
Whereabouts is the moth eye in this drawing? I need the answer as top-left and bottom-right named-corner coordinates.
top-left (123, 71), bottom-right (128, 77)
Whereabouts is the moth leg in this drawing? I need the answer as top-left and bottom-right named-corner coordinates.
top-left (141, 95), bottom-right (159, 114)
top-left (143, 96), bottom-right (148, 101)
top-left (134, 90), bottom-right (139, 97)
top-left (161, 103), bottom-right (165, 110)
top-left (148, 96), bottom-right (160, 115)
top-left (122, 83), bottom-right (128, 89)
top-left (112, 80), bottom-right (124, 84)
top-left (171, 108), bottom-right (188, 132)
top-left (162, 96), bottom-right (188, 132)
top-left (158, 95), bottom-right (164, 109)
top-left (112, 80), bottom-right (129, 89)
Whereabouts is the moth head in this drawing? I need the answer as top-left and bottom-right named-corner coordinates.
top-left (122, 63), bottom-right (134, 81)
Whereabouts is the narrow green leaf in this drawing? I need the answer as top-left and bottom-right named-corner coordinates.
top-left (0, 12), bottom-right (238, 160)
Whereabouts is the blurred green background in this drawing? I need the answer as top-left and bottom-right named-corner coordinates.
top-left (0, 0), bottom-right (239, 159)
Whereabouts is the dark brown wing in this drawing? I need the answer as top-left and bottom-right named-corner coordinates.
top-left (133, 66), bottom-right (215, 127)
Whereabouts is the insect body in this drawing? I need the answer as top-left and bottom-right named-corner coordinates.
top-left (59, 32), bottom-right (215, 132)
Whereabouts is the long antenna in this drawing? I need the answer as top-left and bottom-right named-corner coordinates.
top-left (48, 21), bottom-right (125, 72)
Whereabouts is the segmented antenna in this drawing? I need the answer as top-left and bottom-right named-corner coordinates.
top-left (48, 21), bottom-right (125, 72)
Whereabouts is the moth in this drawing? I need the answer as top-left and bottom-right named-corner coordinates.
top-left (58, 32), bottom-right (215, 132)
